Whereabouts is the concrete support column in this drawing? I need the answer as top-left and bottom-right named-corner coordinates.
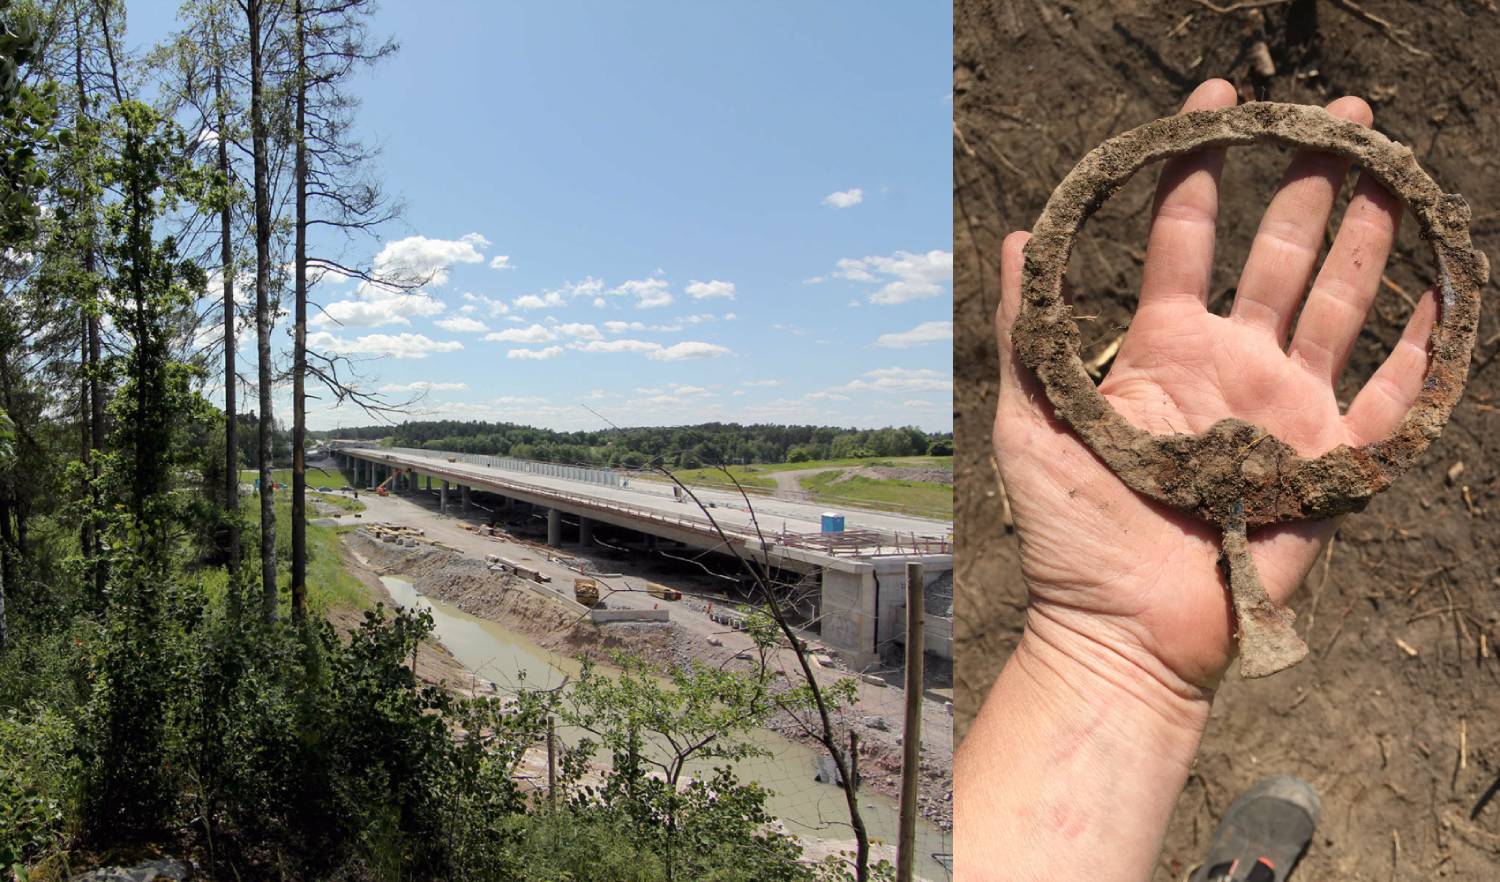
top-left (645, 533), bottom-right (658, 551)
top-left (547, 508), bottom-right (562, 547)
top-left (425, 475), bottom-right (432, 491)
top-left (461, 485), bottom-right (472, 511)
top-left (440, 480), bottom-right (449, 513)
top-left (578, 516), bottom-right (594, 547)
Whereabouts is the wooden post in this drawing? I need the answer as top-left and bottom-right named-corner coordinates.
top-left (546, 715), bottom-right (557, 809)
top-left (896, 561), bottom-right (925, 882)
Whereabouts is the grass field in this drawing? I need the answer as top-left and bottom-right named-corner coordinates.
top-left (799, 470), bottom-right (953, 520)
top-left (239, 467), bottom-right (351, 490)
top-left (237, 495), bottom-right (371, 612)
top-left (657, 455), bottom-right (952, 490)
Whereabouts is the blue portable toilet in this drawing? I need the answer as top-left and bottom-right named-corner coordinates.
top-left (821, 512), bottom-right (845, 533)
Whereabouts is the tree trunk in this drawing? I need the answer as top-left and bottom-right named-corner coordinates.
top-left (75, 5), bottom-right (105, 602)
top-left (248, 0), bottom-right (276, 621)
top-left (290, 0), bottom-right (307, 622)
top-left (215, 49), bottom-right (239, 582)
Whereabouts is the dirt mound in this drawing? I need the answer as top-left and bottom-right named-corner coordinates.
top-left (346, 532), bottom-right (690, 670)
top-left (829, 466), bottom-right (953, 485)
top-left (956, 2), bottom-right (1500, 877)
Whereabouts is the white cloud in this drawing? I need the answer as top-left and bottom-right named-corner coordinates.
top-left (462, 292), bottom-right (510, 317)
top-left (555, 322), bottom-right (602, 340)
top-left (875, 320), bottom-right (952, 348)
top-left (434, 316), bottom-right (489, 333)
top-left (605, 320), bottom-right (646, 334)
top-left (685, 279), bottom-right (735, 300)
top-left (806, 391), bottom-right (850, 401)
top-left (371, 233), bottom-right (488, 287)
top-left (513, 292), bottom-right (564, 310)
top-left (611, 278), bottom-right (673, 309)
top-left (484, 324), bottom-right (556, 344)
top-left (834, 250), bottom-right (953, 304)
top-left (823, 187), bottom-right (864, 209)
top-left (489, 255), bottom-right (513, 270)
top-left (312, 286), bottom-right (446, 328)
top-left (647, 341), bottom-right (731, 361)
top-left (592, 297), bottom-right (608, 308)
top-left (507, 346), bottom-right (563, 360)
top-left (578, 339), bottom-right (662, 354)
top-left (741, 379), bottom-right (781, 387)
top-left (843, 367), bottom-right (951, 393)
top-left (306, 331), bottom-right (463, 360)
top-left (379, 381), bottom-right (469, 393)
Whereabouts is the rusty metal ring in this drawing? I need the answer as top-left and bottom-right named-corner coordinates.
top-left (1015, 102), bottom-right (1487, 530)
top-left (1012, 102), bottom-right (1487, 677)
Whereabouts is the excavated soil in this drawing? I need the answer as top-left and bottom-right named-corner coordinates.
top-left (956, 2), bottom-right (1500, 877)
top-left (829, 466), bottom-right (954, 485)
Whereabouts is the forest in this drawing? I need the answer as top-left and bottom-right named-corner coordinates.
top-left (0, 2), bottom-right (890, 880)
top-left (323, 420), bottom-right (954, 469)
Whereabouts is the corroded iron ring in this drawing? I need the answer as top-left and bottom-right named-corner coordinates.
top-left (1014, 102), bottom-right (1488, 529)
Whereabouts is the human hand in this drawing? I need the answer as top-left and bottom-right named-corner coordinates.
top-left (993, 79), bottom-right (1436, 698)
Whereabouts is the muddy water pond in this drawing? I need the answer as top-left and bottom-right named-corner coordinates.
top-left (380, 576), bottom-right (950, 880)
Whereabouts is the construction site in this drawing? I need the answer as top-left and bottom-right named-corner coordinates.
top-left (312, 443), bottom-right (957, 867)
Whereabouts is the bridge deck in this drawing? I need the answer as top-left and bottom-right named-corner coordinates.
top-left (339, 447), bottom-right (951, 556)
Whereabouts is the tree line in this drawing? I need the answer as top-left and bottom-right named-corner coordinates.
top-left (322, 419), bottom-right (954, 469)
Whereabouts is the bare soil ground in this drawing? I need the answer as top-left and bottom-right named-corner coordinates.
top-left (955, 1), bottom-right (1500, 877)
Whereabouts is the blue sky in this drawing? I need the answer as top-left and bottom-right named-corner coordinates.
top-left (130, 1), bottom-right (953, 433)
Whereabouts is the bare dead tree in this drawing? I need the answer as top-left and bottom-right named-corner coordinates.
top-left (286, 0), bottom-right (398, 621)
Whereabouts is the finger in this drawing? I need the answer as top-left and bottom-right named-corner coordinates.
top-left (1287, 170), bottom-right (1403, 381)
top-left (1342, 289), bottom-right (1437, 445)
top-left (1138, 79), bottom-right (1237, 312)
top-left (1231, 96), bottom-right (1373, 342)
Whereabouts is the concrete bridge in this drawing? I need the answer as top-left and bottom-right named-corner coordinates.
top-left (329, 442), bottom-right (952, 668)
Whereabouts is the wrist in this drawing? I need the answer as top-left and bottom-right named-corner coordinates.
top-left (1019, 604), bottom-right (1218, 733)
top-left (956, 618), bottom-right (1213, 881)
top-left (1014, 612), bottom-right (1212, 744)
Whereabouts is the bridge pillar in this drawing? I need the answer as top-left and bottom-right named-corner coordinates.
top-left (425, 475), bottom-right (432, 491)
top-left (578, 516), bottom-right (594, 547)
top-left (461, 485), bottom-right (471, 511)
top-left (440, 481), bottom-right (449, 513)
top-left (645, 533), bottom-right (657, 551)
top-left (547, 508), bottom-right (562, 547)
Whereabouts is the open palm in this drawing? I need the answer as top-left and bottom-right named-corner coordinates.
top-left (993, 81), bottom-right (1435, 689)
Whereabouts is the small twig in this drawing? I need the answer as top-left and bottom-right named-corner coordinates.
top-left (1460, 718), bottom-right (1469, 772)
top-left (1305, 536), bottom-right (1336, 634)
top-left (1328, 0), bottom-right (1431, 58)
top-left (1380, 274), bottom-right (1419, 311)
top-left (1321, 598), bottom-right (1358, 659)
top-left (1188, 0), bottom-right (1291, 13)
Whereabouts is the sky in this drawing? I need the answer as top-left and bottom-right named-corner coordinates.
top-left (127, 1), bottom-right (953, 433)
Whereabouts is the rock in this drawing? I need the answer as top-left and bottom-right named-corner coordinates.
top-left (706, 636), bottom-right (722, 647)
top-left (861, 715), bottom-right (890, 732)
top-left (70, 859), bottom-right (192, 882)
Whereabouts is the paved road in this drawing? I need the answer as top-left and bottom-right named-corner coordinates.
top-left (345, 448), bottom-right (952, 541)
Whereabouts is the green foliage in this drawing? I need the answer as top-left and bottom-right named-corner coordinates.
top-left (324, 420), bottom-right (952, 470)
top-left (0, 0), bottom-right (56, 245)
